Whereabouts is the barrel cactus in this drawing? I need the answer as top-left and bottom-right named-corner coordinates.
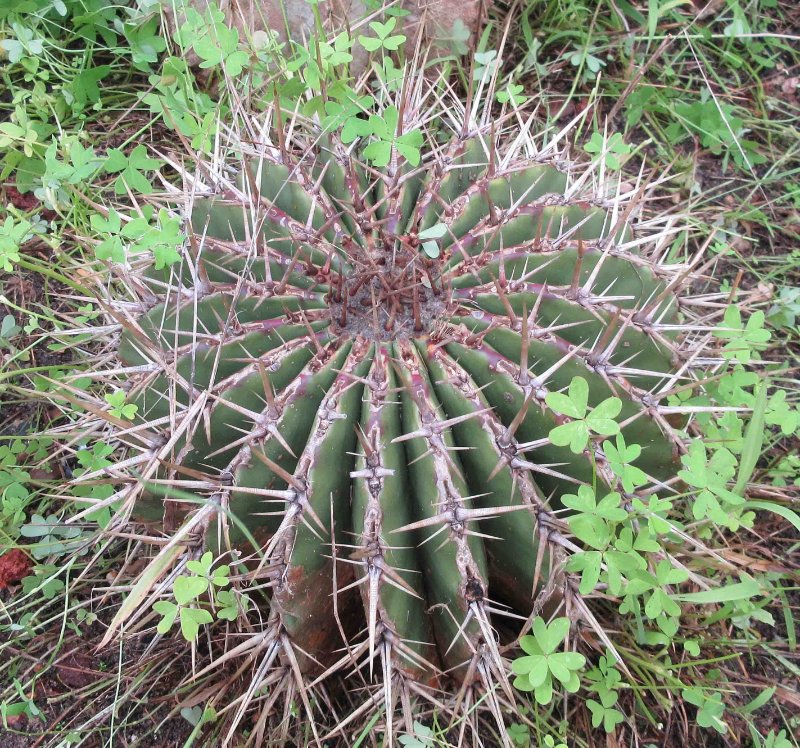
top-left (115, 89), bottom-right (694, 740)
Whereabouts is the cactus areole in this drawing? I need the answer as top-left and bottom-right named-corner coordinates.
top-left (119, 110), bottom-right (684, 712)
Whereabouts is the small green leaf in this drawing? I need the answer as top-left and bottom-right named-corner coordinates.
top-left (684, 639), bottom-right (700, 656)
top-left (153, 600), bottom-right (178, 633)
top-left (173, 574), bottom-right (209, 605)
top-left (179, 606), bottom-right (213, 641)
top-left (105, 390), bottom-right (138, 420)
top-left (513, 653), bottom-right (549, 687)
top-left (546, 377), bottom-right (589, 419)
top-left (534, 676), bottom-right (554, 704)
top-left (421, 241), bottom-right (440, 259)
top-left (186, 551), bottom-right (214, 577)
top-left (549, 420), bottom-right (590, 453)
top-left (362, 140), bottom-right (392, 168)
top-left (418, 223), bottom-right (447, 241)
top-left (215, 588), bottom-right (240, 621)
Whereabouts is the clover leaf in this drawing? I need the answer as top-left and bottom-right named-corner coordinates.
top-left (567, 550), bottom-right (603, 594)
top-left (546, 377), bottom-right (622, 453)
top-left (497, 83), bottom-right (527, 106)
top-left (358, 18), bottom-right (406, 52)
top-left (104, 145), bottom-right (162, 195)
top-left (604, 433), bottom-right (649, 492)
top-left (620, 560), bottom-right (688, 621)
top-left (678, 442), bottom-right (745, 528)
top-left (19, 514), bottom-right (84, 560)
top-left (362, 106), bottom-right (423, 167)
top-left (511, 617), bottom-right (585, 704)
top-left (713, 306), bottom-right (771, 363)
top-left (186, 551), bottom-right (230, 587)
top-left (173, 574), bottom-right (208, 605)
top-left (215, 589), bottom-right (240, 621)
top-left (587, 692), bottom-right (625, 732)
top-left (765, 390), bottom-right (799, 436)
top-left (105, 390), bottom-right (138, 420)
top-left (179, 607), bottom-right (214, 641)
top-left (0, 216), bottom-right (34, 272)
top-left (154, 573), bottom-right (214, 641)
top-left (507, 723), bottom-right (530, 746)
top-left (584, 131), bottom-right (631, 170)
top-left (682, 687), bottom-right (728, 734)
top-left (153, 600), bottom-right (179, 634)
top-left (398, 721), bottom-right (435, 747)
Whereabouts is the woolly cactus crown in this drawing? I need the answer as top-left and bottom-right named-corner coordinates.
top-left (111, 78), bottom-right (699, 742)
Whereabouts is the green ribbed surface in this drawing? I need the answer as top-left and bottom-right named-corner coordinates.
top-left (120, 135), bottom-right (680, 685)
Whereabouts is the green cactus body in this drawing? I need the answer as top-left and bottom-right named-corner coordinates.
top-left (120, 128), bottom-right (682, 700)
